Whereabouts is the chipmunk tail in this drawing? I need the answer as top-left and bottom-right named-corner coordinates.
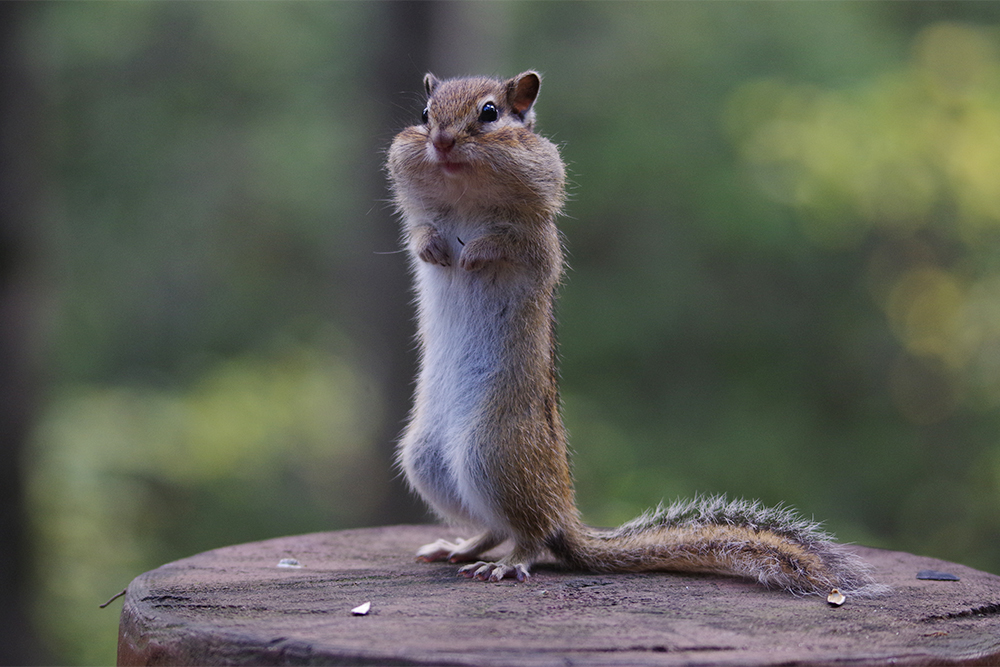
top-left (549, 495), bottom-right (889, 597)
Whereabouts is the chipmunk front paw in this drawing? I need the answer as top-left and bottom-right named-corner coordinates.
top-left (413, 226), bottom-right (451, 266)
top-left (458, 236), bottom-right (508, 272)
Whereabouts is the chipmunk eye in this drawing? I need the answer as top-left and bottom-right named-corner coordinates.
top-left (421, 107), bottom-right (429, 124)
top-left (478, 102), bottom-right (499, 123)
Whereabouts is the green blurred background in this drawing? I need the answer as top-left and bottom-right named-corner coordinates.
top-left (3, 2), bottom-right (1000, 664)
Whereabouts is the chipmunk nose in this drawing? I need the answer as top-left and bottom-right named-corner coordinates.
top-left (431, 130), bottom-right (456, 156)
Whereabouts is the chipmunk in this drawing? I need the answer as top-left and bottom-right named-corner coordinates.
top-left (386, 71), bottom-right (883, 598)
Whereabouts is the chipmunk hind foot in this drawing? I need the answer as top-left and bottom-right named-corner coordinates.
top-left (415, 531), bottom-right (504, 563)
top-left (455, 540), bottom-right (544, 582)
top-left (458, 560), bottom-right (531, 582)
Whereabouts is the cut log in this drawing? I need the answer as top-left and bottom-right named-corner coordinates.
top-left (118, 524), bottom-right (1000, 666)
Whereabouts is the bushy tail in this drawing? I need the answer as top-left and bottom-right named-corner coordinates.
top-left (551, 495), bottom-right (887, 597)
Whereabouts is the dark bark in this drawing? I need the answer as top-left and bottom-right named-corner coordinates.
top-left (351, 2), bottom-right (437, 526)
top-left (0, 4), bottom-right (46, 665)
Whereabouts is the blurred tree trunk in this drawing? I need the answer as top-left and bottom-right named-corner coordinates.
top-left (0, 4), bottom-right (46, 665)
top-left (350, 2), bottom-right (511, 527)
top-left (351, 1), bottom-right (437, 526)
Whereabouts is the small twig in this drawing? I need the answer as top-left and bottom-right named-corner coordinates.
top-left (100, 588), bottom-right (127, 609)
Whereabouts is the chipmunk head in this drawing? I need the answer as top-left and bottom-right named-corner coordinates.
top-left (387, 70), bottom-right (564, 219)
top-left (417, 71), bottom-right (542, 176)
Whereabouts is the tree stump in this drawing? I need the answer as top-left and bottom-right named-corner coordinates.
top-left (117, 524), bottom-right (1000, 666)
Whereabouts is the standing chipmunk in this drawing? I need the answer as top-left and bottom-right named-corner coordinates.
top-left (386, 71), bottom-right (883, 598)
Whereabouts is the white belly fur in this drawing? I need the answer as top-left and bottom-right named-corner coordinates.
top-left (400, 240), bottom-right (519, 534)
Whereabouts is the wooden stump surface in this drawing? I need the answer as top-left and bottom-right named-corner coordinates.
top-left (118, 524), bottom-right (1000, 666)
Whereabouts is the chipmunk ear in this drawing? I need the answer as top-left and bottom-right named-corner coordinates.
top-left (423, 73), bottom-right (440, 96)
top-left (508, 71), bottom-right (541, 116)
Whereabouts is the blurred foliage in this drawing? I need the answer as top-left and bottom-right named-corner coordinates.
top-left (28, 339), bottom-right (381, 664)
top-left (14, 2), bottom-right (1000, 664)
top-left (730, 22), bottom-right (1000, 418)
